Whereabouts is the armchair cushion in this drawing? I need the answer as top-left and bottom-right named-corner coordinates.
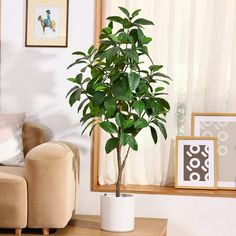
top-left (0, 113), bottom-right (25, 166)
top-left (25, 141), bottom-right (78, 228)
top-left (0, 166), bottom-right (27, 228)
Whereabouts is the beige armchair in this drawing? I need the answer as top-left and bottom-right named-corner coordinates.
top-left (0, 122), bottom-right (79, 235)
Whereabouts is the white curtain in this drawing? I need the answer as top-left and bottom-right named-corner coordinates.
top-left (98, 0), bottom-right (236, 186)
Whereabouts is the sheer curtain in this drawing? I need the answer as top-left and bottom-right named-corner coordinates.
top-left (98, 0), bottom-right (236, 186)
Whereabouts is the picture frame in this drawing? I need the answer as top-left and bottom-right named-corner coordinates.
top-left (192, 112), bottom-right (236, 189)
top-left (175, 136), bottom-right (217, 189)
top-left (25, 0), bottom-right (69, 47)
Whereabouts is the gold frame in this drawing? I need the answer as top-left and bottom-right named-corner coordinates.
top-left (175, 136), bottom-right (218, 190)
top-left (25, 0), bottom-right (69, 47)
top-left (91, 0), bottom-right (104, 191)
top-left (192, 112), bottom-right (236, 190)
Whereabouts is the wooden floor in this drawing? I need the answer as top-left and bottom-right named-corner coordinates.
top-left (0, 215), bottom-right (167, 236)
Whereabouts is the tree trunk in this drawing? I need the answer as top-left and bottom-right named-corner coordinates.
top-left (116, 145), bottom-right (122, 197)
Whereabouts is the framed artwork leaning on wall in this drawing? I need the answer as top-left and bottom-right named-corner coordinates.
top-left (192, 112), bottom-right (236, 189)
top-left (25, 0), bottom-right (69, 47)
top-left (175, 136), bottom-right (217, 189)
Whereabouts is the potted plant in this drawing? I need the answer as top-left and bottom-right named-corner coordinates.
top-left (66, 7), bottom-right (171, 232)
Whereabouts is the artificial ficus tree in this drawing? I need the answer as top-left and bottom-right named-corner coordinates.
top-left (66, 7), bottom-right (171, 197)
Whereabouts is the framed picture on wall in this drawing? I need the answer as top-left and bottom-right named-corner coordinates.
top-left (175, 136), bottom-right (217, 189)
top-left (192, 112), bottom-right (236, 189)
top-left (25, 0), bottom-right (69, 47)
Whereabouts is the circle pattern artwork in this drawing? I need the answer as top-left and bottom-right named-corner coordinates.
top-left (200, 121), bottom-right (228, 158)
top-left (184, 144), bottom-right (209, 182)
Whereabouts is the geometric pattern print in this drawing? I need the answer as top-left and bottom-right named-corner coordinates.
top-left (200, 121), bottom-right (228, 157)
top-left (183, 145), bottom-right (209, 182)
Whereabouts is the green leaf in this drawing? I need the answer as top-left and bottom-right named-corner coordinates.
top-left (82, 103), bottom-right (90, 116)
top-left (120, 134), bottom-right (138, 151)
top-left (99, 47), bottom-right (118, 61)
top-left (88, 45), bottom-right (95, 54)
top-left (123, 49), bottom-right (139, 62)
top-left (72, 51), bottom-right (87, 56)
top-left (83, 77), bottom-right (91, 84)
top-left (128, 136), bottom-right (138, 151)
top-left (69, 91), bottom-right (77, 107)
top-left (99, 41), bottom-right (113, 51)
top-left (134, 118), bottom-right (148, 129)
top-left (118, 32), bottom-right (129, 43)
top-left (149, 65), bottom-right (163, 72)
top-left (105, 138), bottom-right (119, 154)
top-left (80, 114), bottom-right (92, 125)
top-left (91, 67), bottom-right (102, 79)
top-left (133, 100), bottom-right (145, 116)
top-left (66, 85), bottom-right (79, 98)
top-left (156, 79), bottom-right (169, 85)
top-left (129, 29), bottom-right (139, 44)
top-left (137, 81), bottom-right (148, 94)
top-left (128, 72), bottom-right (140, 91)
top-left (150, 126), bottom-right (158, 144)
top-left (137, 28), bottom-right (145, 41)
top-left (91, 92), bottom-right (106, 106)
top-left (67, 60), bottom-right (86, 69)
top-left (138, 46), bottom-right (148, 55)
top-left (102, 27), bottom-right (112, 34)
top-left (152, 72), bottom-right (171, 80)
top-left (115, 113), bottom-right (125, 128)
top-left (75, 73), bottom-right (83, 84)
top-left (82, 119), bottom-right (94, 135)
top-left (77, 98), bottom-right (89, 113)
top-left (100, 121), bottom-right (117, 133)
top-left (131, 9), bottom-right (141, 18)
top-left (107, 16), bottom-right (124, 24)
top-left (80, 66), bottom-right (88, 72)
top-left (89, 103), bottom-right (100, 116)
top-left (112, 78), bottom-right (133, 101)
top-left (89, 122), bottom-right (99, 136)
top-left (108, 21), bottom-right (113, 29)
top-left (155, 87), bottom-right (165, 92)
top-left (153, 120), bottom-right (167, 139)
top-left (141, 37), bottom-right (152, 44)
top-left (67, 77), bottom-right (76, 83)
top-left (122, 18), bottom-right (131, 28)
top-left (108, 34), bottom-right (119, 43)
top-left (120, 132), bottom-right (129, 145)
top-left (104, 96), bottom-right (116, 114)
top-left (134, 18), bottom-right (154, 25)
top-left (156, 98), bottom-right (170, 110)
top-left (94, 84), bottom-right (109, 91)
top-left (119, 6), bottom-right (130, 18)
top-left (121, 101), bottom-right (129, 112)
top-left (124, 119), bottom-right (134, 129)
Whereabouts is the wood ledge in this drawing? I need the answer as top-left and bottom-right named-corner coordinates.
top-left (92, 184), bottom-right (236, 198)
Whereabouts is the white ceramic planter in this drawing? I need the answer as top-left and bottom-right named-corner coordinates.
top-left (100, 193), bottom-right (135, 232)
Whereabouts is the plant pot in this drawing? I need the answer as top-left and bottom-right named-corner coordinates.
top-left (100, 193), bottom-right (135, 232)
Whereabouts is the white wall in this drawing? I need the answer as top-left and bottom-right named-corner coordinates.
top-left (1, 1), bottom-right (236, 236)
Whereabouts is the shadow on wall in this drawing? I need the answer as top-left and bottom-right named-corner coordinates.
top-left (1, 41), bottom-right (55, 115)
top-left (0, 42), bottom-right (89, 153)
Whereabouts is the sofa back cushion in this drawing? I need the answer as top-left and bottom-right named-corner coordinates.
top-left (22, 122), bottom-right (48, 156)
top-left (0, 112), bottom-right (26, 166)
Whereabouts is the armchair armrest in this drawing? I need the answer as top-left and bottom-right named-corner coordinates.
top-left (25, 141), bottom-right (79, 228)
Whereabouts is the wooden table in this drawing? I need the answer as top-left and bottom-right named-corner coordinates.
top-left (67, 215), bottom-right (168, 236)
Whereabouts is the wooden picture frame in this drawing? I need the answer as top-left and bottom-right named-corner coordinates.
top-left (25, 0), bottom-right (69, 47)
top-left (192, 113), bottom-right (236, 189)
top-left (175, 136), bottom-right (217, 189)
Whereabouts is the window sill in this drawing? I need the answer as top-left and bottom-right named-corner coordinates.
top-left (92, 184), bottom-right (236, 198)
